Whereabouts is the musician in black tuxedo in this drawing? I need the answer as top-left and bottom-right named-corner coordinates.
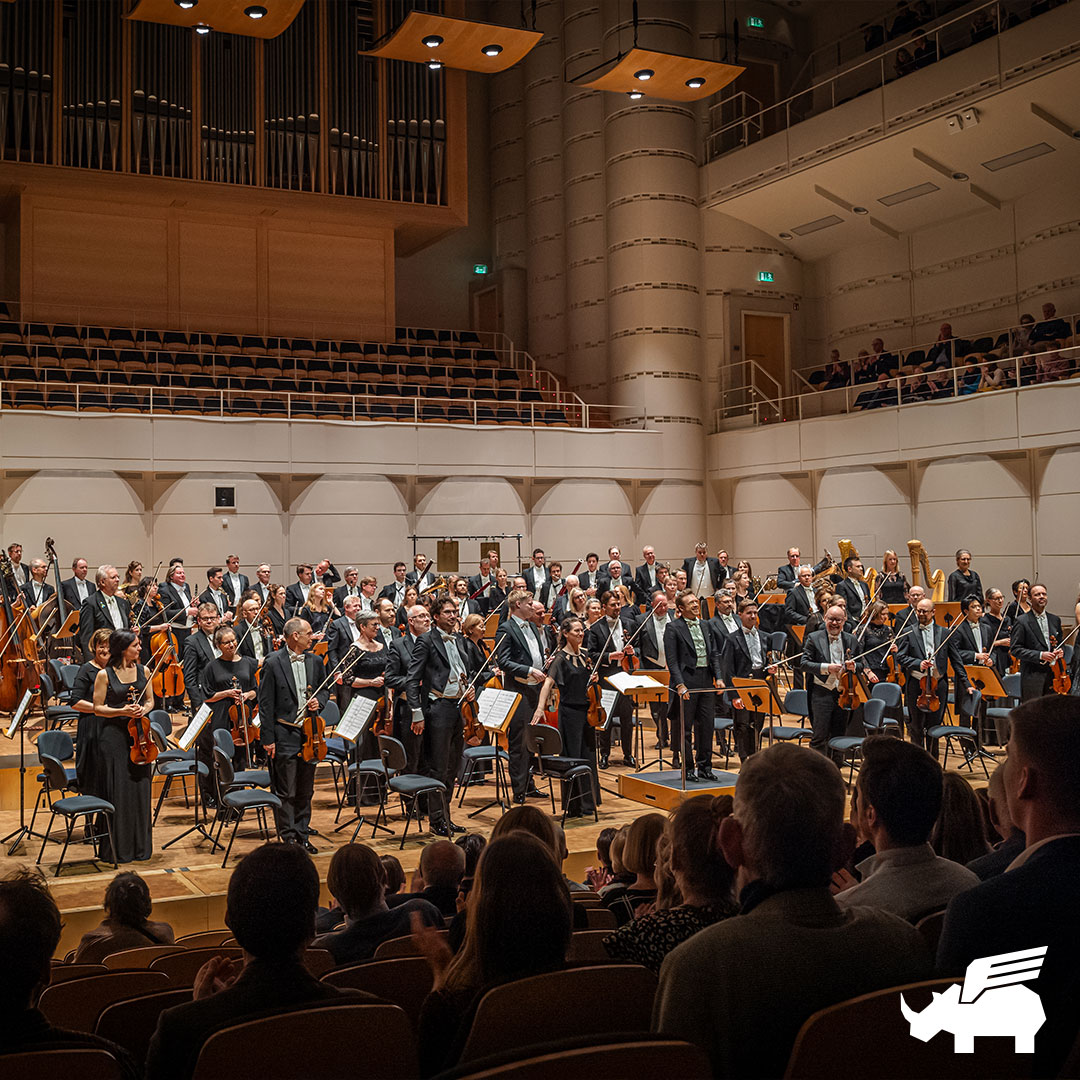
top-left (326, 596), bottom-right (363, 713)
top-left (466, 557), bottom-right (496, 615)
top-left (183, 603), bottom-right (223, 806)
top-left (284, 564), bottom-right (314, 616)
top-left (783, 565), bottom-right (818, 690)
top-left (775, 547), bottom-right (802, 592)
top-left (721, 598), bottom-right (771, 763)
top-left (665, 590), bottom-right (724, 780)
top-left (799, 606), bottom-right (865, 759)
top-left (384, 602), bottom-right (430, 772)
top-left (1010, 583), bottom-right (1064, 702)
top-left (62, 556), bottom-right (96, 612)
top-left (315, 559), bottom-right (340, 589)
top-left (197, 566), bottom-right (234, 623)
top-left (77, 565), bottom-right (131, 660)
top-left (523, 548), bottom-right (551, 597)
top-left (257, 617), bottom-right (331, 851)
top-left (494, 590), bottom-right (550, 801)
top-left (222, 554), bottom-right (249, 608)
top-left (406, 596), bottom-right (481, 836)
top-left (449, 576), bottom-right (480, 622)
top-left (158, 563), bottom-right (198, 651)
top-left (946, 549), bottom-right (983, 604)
top-left (636, 590), bottom-right (671, 748)
top-left (890, 583), bottom-right (925, 636)
top-left (897, 599), bottom-right (972, 756)
top-left (683, 543), bottom-right (722, 598)
top-left (379, 562), bottom-right (410, 611)
top-left (235, 596), bottom-right (272, 666)
top-left (250, 563), bottom-right (273, 605)
top-left (405, 553), bottom-right (437, 593)
top-left (635, 546), bottom-right (662, 607)
top-left (22, 560), bottom-right (56, 631)
top-left (577, 553), bottom-right (602, 596)
top-left (953, 597), bottom-right (996, 668)
top-left (332, 566), bottom-right (362, 610)
top-left (597, 547), bottom-right (632, 593)
top-left (584, 590), bottom-right (639, 769)
top-left (836, 557), bottom-right (872, 623)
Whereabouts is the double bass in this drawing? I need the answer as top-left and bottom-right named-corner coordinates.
top-left (0, 549), bottom-right (43, 713)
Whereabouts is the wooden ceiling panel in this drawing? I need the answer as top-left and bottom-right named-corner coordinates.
top-left (362, 11), bottom-right (541, 73)
top-left (126, 0), bottom-right (305, 39)
top-left (578, 47), bottom-right (743, 102)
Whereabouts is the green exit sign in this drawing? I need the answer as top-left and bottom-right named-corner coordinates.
top-left (747, 16), bottom-right (764, 29)
top-left (473, 263), bottom-right (489, 275)
top-left (757, 271), bottom-right (774, 282)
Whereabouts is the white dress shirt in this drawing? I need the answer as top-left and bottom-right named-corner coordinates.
top-left (511, 614), bottom-right (544, 676)
top-left (104, 593), bottom-right (124, 629)
top-left (691, 559), bottom-right (711, 597)
top-left (289, 650), bottom-right (308, 721)
top-left (652, 615), bottom-right (669, 666)
top-left (74, 578), bottom-right (90, 603)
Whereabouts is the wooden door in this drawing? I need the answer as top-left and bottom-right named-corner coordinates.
top-left (742, 312), bottom-right (788, 417)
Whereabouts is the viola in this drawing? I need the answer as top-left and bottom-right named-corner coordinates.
top-left (228, 675), bottom-right (257, 747)
top-left (300, 682), bottom-right (327, 762)
top-left (620, 647), bottom-right (640, 675)
top-left (127, 682), bottom-right (158, 765)
top-left (1050, 634), bottom-right (1072, 695)
top-left (0, 550), bottom-right (41, 712)
top-left (372, 690), bottom-right (395, 738)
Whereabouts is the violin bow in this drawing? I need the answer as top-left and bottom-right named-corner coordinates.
top-left (233, 594), bottom-right (273, 652)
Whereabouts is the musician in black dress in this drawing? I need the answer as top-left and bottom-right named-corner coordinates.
top-left (859, 601), bottom-right (897, 684)
top-left (267, 584), bottom-right (289, 641)
top-left (299, 583), bottom-right (335, 641)
top-left (876, 549), bottom-right (910, 605)
top-left (200, 625), bottom-right (260, 770)
top-left (71, 628), bottom-right (112, 798)
top-left (91, 629), bottom-right (154, 863)
top-left (342, 611), bottom-right (388, 763)
top-left (532, 616), bottom-right (598, 815)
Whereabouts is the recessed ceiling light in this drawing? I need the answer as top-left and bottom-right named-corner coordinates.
top-left (422, 34), bottom-right (444, 48)
top-left (685, 77), bottom-right (706, 89)
top-left (428, 59), bottom-right (444, 71)
top-left (852, 205), bottom-right (869, 215)
top-left (244, 4), bottom-right (267, 18)
top-left (951, 171), bottom-right (969, 181)
top-left (174, 0), bottom-right (197, 8)
top-left (627, 89), bottom-right (644, 100)
top-left (779, 231), bottom-right (793, 239)
top-left (194, 23), bottom-right (211, 34)
top-left (634, 69), bottom-right (654, 81)
top-left (481, 44), bottom-right (503, 57)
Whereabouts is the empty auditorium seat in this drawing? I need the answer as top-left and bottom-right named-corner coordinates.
top-left (53, 325), bottom-right (81, 347)
top-left (27, 323), bottom-right (52, 345)
top-left (137, 329), bottom-right (163, 351)
top-left (108, 328), bottom-right (136, 349)
top-left (0, 320), bottom-right (21, 343)
top-left (162, 331), bottom-right (189, 352)
top-left (215, 334), bottom-right (241, 354)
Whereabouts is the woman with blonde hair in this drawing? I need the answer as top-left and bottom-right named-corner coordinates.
top-left (877, 549), bottom-right (909, 605)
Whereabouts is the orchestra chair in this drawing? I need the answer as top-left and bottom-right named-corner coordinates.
top-left (566, 930), bottom-right (616, 965)
top-left (34, 755), bottom-right (117, 876)
top-left (984, 672), bottom-right (1021, 746)
top-left (94, 987), bottom-right (194, 1062)
top-left (28, 730), bottom-right (77, 837)
top-left (321, 956), bottom-right (433, 1026)
top-left (457, 965), bottom-right (658, 1066)
top-left (0, 1048), bottom-right (125, 1080)
top-left (762, 689), bottom-right (813, 748)
top-left (376, 735), bottom-right (446, 849)
top-left (827, 698), bottom-right (888, 788)
top-left (210, 747), bottom-right (281, 867)
top-left (38, 671), bottom-right (80, 730)
top-left (102, 945), bottom-right (184, 970)
top-left (928, 689), bottom-right (991, 780)
top-left (47, 962), bottom-right (108, 984)
top-left (174, 929), bottom-right (234, 947)
top-left (781, 979), bottom-right (1030, 1080)
top-left (455, 743), bottom-right (510, 815)
top-left (569, 890), bottom-right (602, 902)
top-left (523, 724), bottom-right (596, 826)
top-left (211, 729), bottom-right (271, 788)
top-left (443, 1037), bottom-right (711, 1080)
top-left (149, 946), bottom-right (244, 988)
top-left (337, 750), bottom-right (389, 839)
top-left (373, 929), bottom-right (449, 960)
top-left (914, 909), bottom-right (947, 954)
top-left (868, 681), bottom-right (903, 730)
top-left (37, 970), bottom-right (170, 1033)
top-left (191, 1003), bottom-right (418, 1080)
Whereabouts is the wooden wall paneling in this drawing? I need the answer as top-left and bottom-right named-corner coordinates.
top-left (177, 219), bottom-right (259, 333)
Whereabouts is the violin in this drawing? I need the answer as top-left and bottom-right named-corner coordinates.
top-left (543, 685), bottom-right (561, 726)
top-left (837, 649), bottom-right (857, 710)
top-left (586, 679), bottom-right (607, 730)
top-left (1050, 634), bottom-right (1072, 695)
top-left (620, 647), bottom-right (640, 675)
top-left (372, 690), bottom-right (395, 738)
top-left (916, 671), bottom-right (941, 713)
top-left (300, 682), bottom-right (328, 762)
top-left (228, 675), bottom-right (257, 747)
top-left (127, 681), bottom-right (158, 765)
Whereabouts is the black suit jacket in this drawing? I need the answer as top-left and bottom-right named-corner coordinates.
top-left (783, 585), bottom-right (815, 626)
top-left (158, 580), bottom-right (195, 627)
top-left (721, 626), bottom-right (771, 685)
top-left (634, 563), bottom-right (662, 606)
top-left (183, 631), bottom-right (217, 711)
top-left (384, 632), bottom-right (421, 695)
top-left (776, 564), bottom-right (799, 592)
top-left (636, 614), bottom-right (672, 669)
top-left (952, 619), bottom-right (994, 666)
top-left (22, 580), bottom-right (55, 609)
top-left (682, 556), bottom-right (721, 594)
top-left (379, 580), bottom-right (410, 607)
top-left (405, 568), bottom-right (437, 591)
top-left (665, 618), bottom-right (723, 689)
top-left (326, 615), bottom-right (360, 673)
top-left (197, 587), bottom-right (231, 618)
top-left (577, 570), bottom-right (601, 594)
top-left (222, 571), bottom-right (249, 607)
top-left (1010, 610), bottom-right (1064, 679)
top-left (707, 612), bottom-right (741, 655)
top-left (495, 617), bottom-right (548, 684)
top-left (405, 630), bottom-right (478, 711)
top-left (332, 583), bottom-right (361, 609)
top-left (522, 565), bottom-right (551, 595)
top-left (896, 622), bottom-right (971, 695)
top-left (257, 648), bottom-right (330, 755)
top-left (284, 583), bottom-right (311, 617)
top-left (236, 620), bottom-right (272, 664)
top-left (77, 592), bottom-right (131, 658)
top-left (836, 577), bottom-right (872, 621)
top-left (799, 629), bottom-right (864, 690)
top-left (585, 611), bottom-right (638, 671)
top-left (61, 575), bottom-right (96, 611)
top-left (146, 958), bottom-right (376, 1080)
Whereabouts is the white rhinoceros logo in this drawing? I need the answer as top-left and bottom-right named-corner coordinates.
top-left (901, 946), bottom-right (1047, 1054)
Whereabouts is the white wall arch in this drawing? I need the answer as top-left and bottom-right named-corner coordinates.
top-left (731, 475), bottom-right (813, 571)
top-left (815, 466), bottom-right (911, 568)
top-left (2, 471), bottom-right (146, 570)
top-left (635, 480), bottom-right (705, 568)
top-left (1035, 445), bottom-right (1080, 603)
top-left (531, 479), bottom-right (634, 569)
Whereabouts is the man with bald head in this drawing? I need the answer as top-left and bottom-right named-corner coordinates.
top-left (799, 604), bottom-right (865, 759)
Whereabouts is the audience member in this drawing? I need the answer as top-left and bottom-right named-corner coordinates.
top-left (969, 8), bottom-right (997, 42)
top-left (912, 30), bottom-right (938, 67)
top-left (416, 832), bottom-right (573, 1077)
top-left (147, 844), bottom-right (378, 1080)
top-left (889, 0), bottom-right (920, 38)
top-left (380, 853), bottom-right (406, 896)
top-left (1036, 343), bottom-right (1069, 383)
top-left (386, 840), bottom-right (465, 918)
top-left (586, 825), bottom-right (617, 890)
top-left (938, 696), bottom-right (1080, 1076)
top-left (894, 46), bottom-right (915, 76)
top-left (552, 822), bottom-right (589, 892)
top-left (74, 871), bottom-right (175, 963)
top-left (653, 744), bottom-right (933, 1079)
top-left (0, 870), bottom-right (139, 1078)
top-left (1029, 301), bottom-right (1070, 344)
top-left (1011, 312), bottom-right (1036, 352)
top-left (931, 772), bottom-right (990, 865)
top-left (313, 844), bottom-right (443, 966)
top-left (832, 738), bottom-right (979, 921)
top-left (966, 758), bottom-right (1026, 879)
top-left (604, 812), bottom-right (665, 925)
top-left (924, 322), bottom-right (954, 369)
top-left (455, 833), bottom-right (487, 901)
top-left (604, 796), bottom-right (737, 972)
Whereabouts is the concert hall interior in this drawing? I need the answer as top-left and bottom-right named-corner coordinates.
top-left (1, 0), bottom-right (1079, 1077)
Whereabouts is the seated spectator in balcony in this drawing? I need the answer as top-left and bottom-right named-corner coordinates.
top-left (926, 370), bottom-right (954, 399)
top-left (868, 337), bottom-right (895, 377)
top-left (1011, 312), bottom-right (1036, 353)
top-left (1018, 348), bottom-right (1039, 385)
top-left (862, 21), bottom-right (885, 51)
top-left (924, 322), bottom-right (954, 369)
top-left (977, 356), bottom-right (1006, 391)
top-left (969, 9), bottom-right (998, 43)
top-left (653, 744), bottom-right (933, 1080)
top-left (889, 0), bottom-right (920, 39)
top-left (894, 47), bottom-right (916, 77)
top-left (958, 361), bottom-right (982, 395)
top-left (901, 372), bottom-right (932, 403)
top-left (1036, 342), bottom-right (1069, 383)
top-left (823, 351), bottom-right (849, 389)
top-left (852, 350), bottom-right (876, 385)
top-left (1030, 301), bottom-right (1071, 345)
top-left (912, 30), bottom-right (938, 68)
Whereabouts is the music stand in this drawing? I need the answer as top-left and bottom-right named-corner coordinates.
top-left (51, 608), bottom-right (81, 662)
top-left (2, 689), bottom-right (40, 855)
top-left (471, 688), bottom-right (519, 818)
top-left (732, 676), bottom-right (784, 746)
top-left (964, 664), bottom-right (1009, 747)
top-left (162, 704), bottom-right (219, 853)
top-left (605, 671), bottom-right (668, 772)
top-left (935, 602), bottom-right (961, 628)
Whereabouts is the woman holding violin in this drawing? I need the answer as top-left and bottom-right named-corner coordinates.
top-left (71, 627), bottom-right (112, 798)
top-left (859, 601), bottom-right (897, 684)
top-left (300, 583), bottom-right (334, 641)
top-left (200, 625), bottom-right (261, 767)
top-left (267, 584), bottom-right (289, 641)
top-left (531, 615), bottom-right (598, 816)
top-left (92, 628), bottom-right (155, 863)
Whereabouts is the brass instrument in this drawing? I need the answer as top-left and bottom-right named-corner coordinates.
top-left (906, 540), bottom-right (946, 602)
top-left (838, 538), bottom-right (877, 597)
top-left (810, 549), bottom-right (838, 590)
top-left (420, 576), bottom-right (447, 596)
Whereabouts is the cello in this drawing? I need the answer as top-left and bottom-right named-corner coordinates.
top-left (0, 549), bottom-right (42, 712)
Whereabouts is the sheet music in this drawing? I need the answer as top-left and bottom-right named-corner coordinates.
top-left (5, 690), bottom-right (34, 738)
top-left (600, 689), bottom-right (618, 715)
top-left (336, 696), bottom-right (378, 742)
top-left (178, 703), bottom-right (212, 751)
top-left (605, 671), bottom-right (663, 693)
top-left (478, 687), bottom-right (520, 732)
